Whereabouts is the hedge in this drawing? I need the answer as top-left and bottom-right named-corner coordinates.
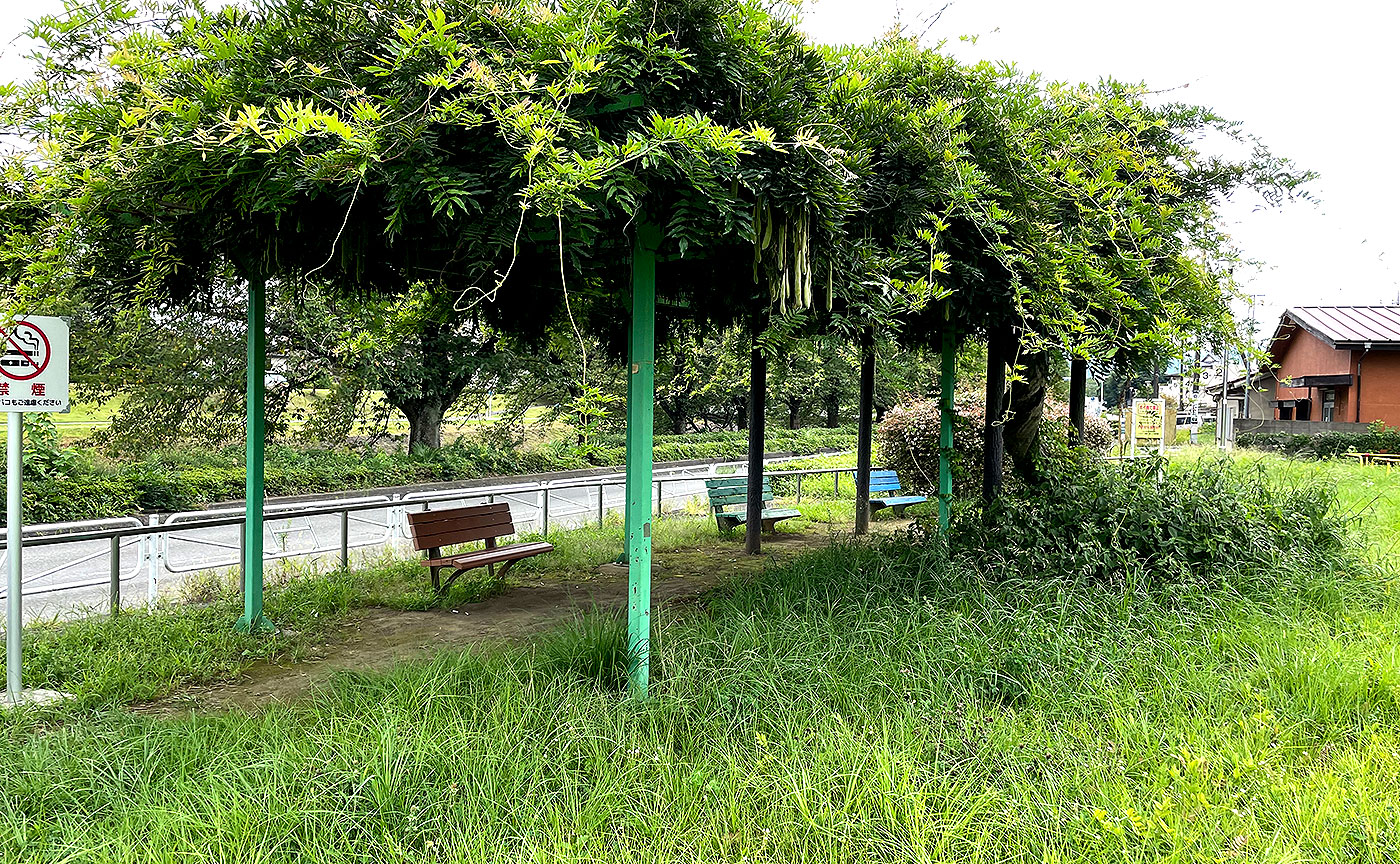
top-left (4, 427), bottom-right (857, 524)
top-left (1236, 421), bottom-right (1400, 460)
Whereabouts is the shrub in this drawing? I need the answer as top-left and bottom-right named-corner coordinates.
top-left (1237, 420), bottom-right (1400, 460)
top-left (877, 396), bottom-right (1112, 494)
top-left (936, 451), bottom-right (1356, 589)
top-left (8, 425), bottom-right (858, 523)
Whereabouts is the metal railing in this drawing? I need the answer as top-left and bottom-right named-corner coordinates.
top-left (0, 462), bottom-right (862, 620)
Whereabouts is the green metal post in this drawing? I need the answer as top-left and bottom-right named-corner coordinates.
top-left (938, 323), bottom-right (956, 533)
top-left (625, 223), bottom-right (661, 697)
top-left (237, 275), bottom-right (272, 633)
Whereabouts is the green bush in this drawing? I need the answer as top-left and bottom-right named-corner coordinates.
top-left (938, 451), bottom-right (1356, 588)
top-left (1237, 421), bottom-right (1400, 459)
top-left (877, 397), bottom-right (1111, 495)
top-left (5, 426), bottom-right (857, 523)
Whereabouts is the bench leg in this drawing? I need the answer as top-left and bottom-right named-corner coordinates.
top-left (430, 566), bottom-right (443, 594)
top-left (440, 566), bottom-right (474, 594)
top-left (891, 504), bottom-right (907, 518)
top-left (761, 518), bottom-right (776, 533)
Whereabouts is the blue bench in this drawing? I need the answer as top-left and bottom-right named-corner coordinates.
top-left (859, 469), bottom-right (928, 517)
top-left (705, 476), bottom-right (801, 533)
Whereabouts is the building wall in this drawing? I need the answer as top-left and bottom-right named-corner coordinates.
top-left (1235, 418), bottom-right (1372, 436)
top-left (1357, 350), bottom-right (1400, 426)
top-left (1273, 327), bottom-right (1353, 421)
top-left (1245, 374), bottom-right (1276, 419)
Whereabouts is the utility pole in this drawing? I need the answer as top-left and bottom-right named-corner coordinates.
top-left (1241, 294), bottom-right (1263, 421)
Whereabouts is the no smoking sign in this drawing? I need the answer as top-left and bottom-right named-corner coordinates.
top-left (0, 315), bottom-right (70, 413)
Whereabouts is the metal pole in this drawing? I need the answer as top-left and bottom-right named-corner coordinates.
top-left (854, 329), bottom-right (875, 535)
top-left (237, 273), bottom-right (271, 633)
top-left (146, 515), bottom-right (160, 605)
top-left (598, 483), bottom-right (606, 527)
top-left (541, 488), bottom-right (549, 537)
top-left (238, 521), bottom-right (246, 602)
top-left (795, 474), bottom-right (803, 503)
top-left (983, 324), bottom-right (1009, 502)
top-left (743, 343), bottom-right (766, 555)
top-left (938, 324), bottom-right (957, 533)
top-left (339, 510), bottom-right (350, 570)
top-left (6, 412), bottom-right (22, 697)
top-left (1068, 354), bottom-right (1086, 447)
top-left (109, 536), bottom-right (121, 616)
top-left (625, 222), bottom-right (660, 697)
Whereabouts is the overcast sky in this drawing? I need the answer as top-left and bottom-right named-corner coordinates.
top-left (3, 0), bottom-right (1395, 338)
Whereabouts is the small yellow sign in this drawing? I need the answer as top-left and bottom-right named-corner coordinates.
top-left (1133, 399), bottom-right (1165, 442)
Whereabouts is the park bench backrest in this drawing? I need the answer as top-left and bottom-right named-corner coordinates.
top-left (705, 476), bottom-right (775, 513)
top-left (869, 470), bottom-right (903, 494)
top-left (406, 502), bottom-right (514, 552)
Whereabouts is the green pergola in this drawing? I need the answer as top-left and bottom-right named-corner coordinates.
top-left (235, 223), bottom-right (669, 694)
top-left (234, 224), bottom-right (961, 694)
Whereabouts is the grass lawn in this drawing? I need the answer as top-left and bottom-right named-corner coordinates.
top-left (0, 454), bottom-right (1397, 862)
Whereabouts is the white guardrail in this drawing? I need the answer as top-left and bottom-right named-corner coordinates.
top-left (0, 460), bottom-right (859, 624)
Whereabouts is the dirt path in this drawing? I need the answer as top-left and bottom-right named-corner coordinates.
top-left (142, 530), bottom-right (845, 713)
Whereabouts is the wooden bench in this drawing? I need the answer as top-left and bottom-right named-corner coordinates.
top-left (705, 476), bottom-right (801, 533)
top-left (406, 502), bottom-right (553, 593)
top-left (861, 469), bottom-right (928, 517)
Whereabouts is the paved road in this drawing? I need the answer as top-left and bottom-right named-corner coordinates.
top-left (2, 462), bottom-right (760, 624)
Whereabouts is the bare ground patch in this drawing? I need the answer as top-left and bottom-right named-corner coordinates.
top-left (136, 526), bottom-right (861, 714)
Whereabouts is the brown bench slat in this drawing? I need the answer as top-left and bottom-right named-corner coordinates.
top-left (422, 541), bottom-right (554, 570)
top-left (407, 505), bottom-right (516, 550)
top-left (407, 502), bottom-right (510, 529)
top-left (410, 515), bottom-right (516, 548)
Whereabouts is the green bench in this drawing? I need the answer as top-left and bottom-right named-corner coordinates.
top-left (860, 469), bottom-right (928, 517)
top-left (705, 476), bottom-right (801, 533)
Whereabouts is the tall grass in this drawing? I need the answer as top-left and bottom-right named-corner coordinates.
top-left (1, 457), bottom-right (1397, 861)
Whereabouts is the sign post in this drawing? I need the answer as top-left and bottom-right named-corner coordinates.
top-left (2, 315), bottom-right (71, 707)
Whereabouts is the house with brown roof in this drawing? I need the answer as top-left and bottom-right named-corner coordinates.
top-left (1267, 306), bottom-right (1400, 425)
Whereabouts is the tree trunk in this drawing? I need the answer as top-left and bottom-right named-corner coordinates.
top-left (403, 399), bottom-right (446, 451)
top-left (744, 345), bottom-right (767, 556)
top-left (1068, 354), bottom-right (1087, 446)
top-left (1004, 348), bottom-right (1050, 481)
top-left (983, 325), bottom-right (1011, 502)
top-left (735, 396), bottom-right (748, 432)
top-left (824, 392), bottom-right (840, 428)
top-left (854, 332), bottom-right (876, 535)
top-left (659, 402), bottom-right (686, 435)
top-left (787, 398), bottom-right (802, 430)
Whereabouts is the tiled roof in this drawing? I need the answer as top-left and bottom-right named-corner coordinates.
top-left (1283, 306), bottom-right (1400, 347)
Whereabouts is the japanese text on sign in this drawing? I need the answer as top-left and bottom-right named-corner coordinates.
top-left (0, 316), bottom-right (70, 413)
top-left (1132, 398), bottom-right (1165, 441)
